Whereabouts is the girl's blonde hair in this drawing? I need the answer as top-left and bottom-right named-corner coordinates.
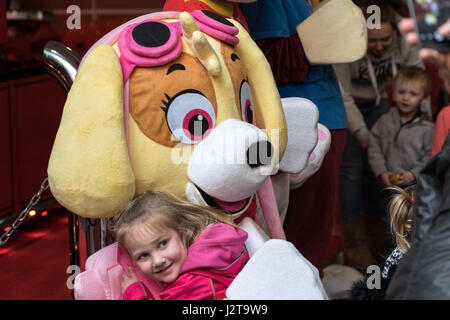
top-left (387, 185), bottom-right (415, 253)
top-left (113, 190), bottom-right (237, 248)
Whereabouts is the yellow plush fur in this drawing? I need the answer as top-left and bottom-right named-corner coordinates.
top-left (48, 13), bottom-right (287, 218)
top-left (48, 45), bottom-right (135, 217)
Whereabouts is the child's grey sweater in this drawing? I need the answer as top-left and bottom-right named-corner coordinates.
top-left (368, 107), bottom-right (434, 179)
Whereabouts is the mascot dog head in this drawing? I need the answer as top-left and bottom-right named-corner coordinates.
top-left (48, 10), bottom-right (287, 220)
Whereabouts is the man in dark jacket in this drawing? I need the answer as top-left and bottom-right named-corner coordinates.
top-left (386, 135), bottom-right (450, 299)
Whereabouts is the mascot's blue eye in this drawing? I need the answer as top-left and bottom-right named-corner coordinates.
top-left (165, 90), bottom-right (216, 144)
top-left (240, 80), bottom-right (254, 125)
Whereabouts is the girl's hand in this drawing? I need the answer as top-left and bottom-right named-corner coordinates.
top-left (121, 266), bottom-right (139, 294)
top-left (380, 171), bottom-right (393, 187)
top-left (396, 170), bottom-right (415, 186)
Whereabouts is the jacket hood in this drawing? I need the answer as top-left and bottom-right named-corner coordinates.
top-left (180, 223), bottom-right (248, 274)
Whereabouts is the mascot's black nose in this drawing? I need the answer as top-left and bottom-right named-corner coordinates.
top-left (246, 140), bottom-right (273, 169)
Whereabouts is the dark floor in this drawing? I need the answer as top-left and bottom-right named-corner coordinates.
top-left (0, 208), bottom-right (72, 300)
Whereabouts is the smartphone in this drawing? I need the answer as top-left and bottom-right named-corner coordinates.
top-left (407, 0), bottom-right (450, 53)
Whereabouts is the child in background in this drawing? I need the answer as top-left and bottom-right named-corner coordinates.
top-left (334, 2), bottom-right (424, 271)
top-left (114, 190), bottom-right (249, 300)
top-left (368, 66), bottom-right (434, 188)
top-left (430, 68), bottom-right (450, 157)
top-left (351, 185), bottom-right (415, 300)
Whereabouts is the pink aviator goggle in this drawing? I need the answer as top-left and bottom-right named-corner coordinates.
top-left (117, 10), bottom-right (239, 82)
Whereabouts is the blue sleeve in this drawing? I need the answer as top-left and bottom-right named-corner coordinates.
top-left (239, 0), bottom-right (312, 39)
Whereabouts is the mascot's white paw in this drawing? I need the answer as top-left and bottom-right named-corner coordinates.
top-left (226, 239), bottom-right (329, 300)
top-left (290, 123), bottom-right (330, 189)
top-left (278, 97), bottom-right (319, 174)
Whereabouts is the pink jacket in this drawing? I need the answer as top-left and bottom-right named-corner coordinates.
top-left (123, 223), bottom-right (248, 300)
top-left (431, 106), bottom-right (450, 158)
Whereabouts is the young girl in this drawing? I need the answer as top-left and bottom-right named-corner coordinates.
top-left (114, 190), bottom-right (249, 300)
top-left (351, 184), bottom-right (415, 300)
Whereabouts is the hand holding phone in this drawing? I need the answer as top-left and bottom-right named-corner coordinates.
top-left (407, 0), bottom-right (450, 53)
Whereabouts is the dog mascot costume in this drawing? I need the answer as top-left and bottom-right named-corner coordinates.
top-left (238, 0), bottom-right (367, 273)
top-left (47, 2), bottom-right (333, 300)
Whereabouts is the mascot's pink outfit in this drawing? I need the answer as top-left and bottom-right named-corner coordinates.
top-left (123, 223), bottom-right (249, 300)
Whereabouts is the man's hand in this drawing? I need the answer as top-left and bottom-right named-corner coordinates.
top-left (399, 18), bottom-right (450, 70)
top-left (121, 266), bottom-right (139, 294)
top-left (396, 170), bottom-right (415, 186)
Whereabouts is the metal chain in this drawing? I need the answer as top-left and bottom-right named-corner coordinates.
top-left (0, 178), bottom-right (49, 246)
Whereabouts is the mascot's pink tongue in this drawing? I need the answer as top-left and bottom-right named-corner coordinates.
top-left (257, 177), bottom-right (286, 240)
top-left (213, 197), bottom-right (247, 212)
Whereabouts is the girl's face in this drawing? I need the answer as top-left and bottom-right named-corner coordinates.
top-left (124, 223), bottom-right (187, 284)
top-left (367, 23), bottom-right (395, 58)
top-left (394, 80), bottom-right (426, 119)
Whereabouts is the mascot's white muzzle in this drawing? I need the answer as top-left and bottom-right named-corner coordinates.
top-left (187, 119), bottom-right (278, 203)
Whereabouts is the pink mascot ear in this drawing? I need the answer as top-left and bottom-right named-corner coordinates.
top-left (74, 243), bottom-right (162, 300)
top-left (74, 243), bottom-right (123, 300)
top-left (74, 270), bottom-right (107, 300)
